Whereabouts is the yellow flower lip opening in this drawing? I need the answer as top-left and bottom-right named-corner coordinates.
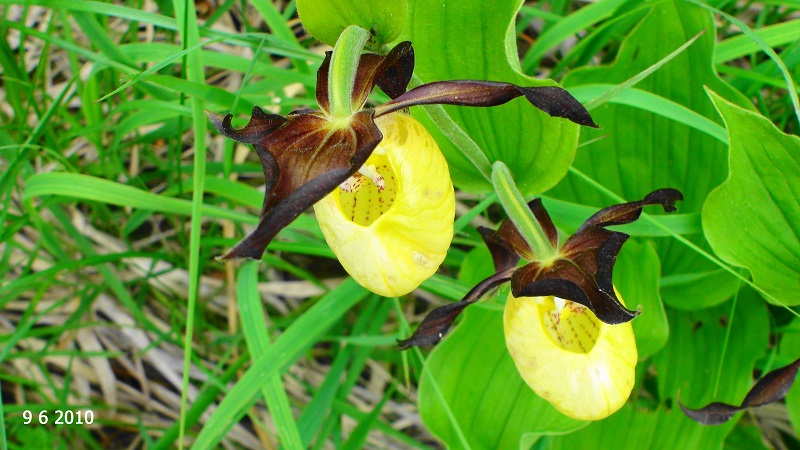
top-left (539, 297), bottom-right (600, 354)
top-left (504, 291), bottom-right (637, 421)
top-left (314, 113), bottom-right (455, 297)
top-left (335, 153), bottom-right (398, 227)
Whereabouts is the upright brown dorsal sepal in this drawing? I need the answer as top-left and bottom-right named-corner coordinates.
top-left (512, 189), bottom-right (683, 324)
top-left (529, 199), bottom-right (559, 250)
top-left (374, 41), bottom-right (414, 100)
top-left (351, 41), bottom-right (415, 110)
top-left (316, 52), bottom-right (333, 114)
top-left (478, 226), bottom-right (520, 274)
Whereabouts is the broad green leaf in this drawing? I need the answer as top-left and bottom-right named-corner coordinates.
top-left (703, 90), bottom-right (800, 307)
top-left (552, 0), bottom-right (754, 309)
top-left (418, 305), bottom-right (586, 450)
top-left (614, 240), bottom-right (668, 359)
top-left (405, 0), bottom-right (580, 195)
top-left (551, 297), bottom-right (769, 449)
top-left (297, 0), bottom-right (407, 47)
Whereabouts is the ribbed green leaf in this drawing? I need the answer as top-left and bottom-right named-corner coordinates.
top-left (552, 0), bottom-right (754, 309)
top-left (405, 0), bottom-right (580, 195)
top-left (703, 90), bottom-right (800, 306)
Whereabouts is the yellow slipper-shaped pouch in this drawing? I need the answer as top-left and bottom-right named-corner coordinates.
top-left (504, 292), bottom-right (638, 420)
top-left (314, 113), bottom-right (455, 297)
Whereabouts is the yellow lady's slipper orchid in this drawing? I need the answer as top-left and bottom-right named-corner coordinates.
top-left (400, 190), bottom-right (683, 419)
top-left (313, 113), bottom-right (455, 296)
top-left (504, 293), bottom-right (637, 420)
top-left (207, 41), bottom-right (596, 297)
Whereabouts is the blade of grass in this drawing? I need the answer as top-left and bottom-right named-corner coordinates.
top-left (569, 85), bottom-right (728, 144)
top-left (23, 173), bottom-right (256, 225)
top-left (0, 0), bottom-right (321, 59)
top-left (713, 279), bottom-right (742, 397)
top-left (191, 278), bottom-right (369, 450)
top-left (521, 0), bottom-right (629, 73)
top-left (151, 353), bottom-right (250, 450)
top-left (689, 0), bottom-right (800, 127)
top-left (249, 0), bottom-right (310, 74)
top-left (238, 261), bottom-right (304, 450)
top-left (393, 302), bottom-right (472, 450)
top-left (453, 193), bottom-right (497, 233)
top-left (173, 0), bottom-right (207, 446)
top-left (97, 35), bottom-right (229, 102)
top-left (297, 297), bottom-right (388, 447)
top-left (715, 19), bottom-right (800, 63)
top-left (332, 398), bottom-right (431, 450)
top-left (340, 390), bottom-right (391, 450)
top-left (583, 31), bottom-right (704, 110)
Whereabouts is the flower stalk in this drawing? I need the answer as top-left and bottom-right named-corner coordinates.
top-left (327, 25), bottom-right (371, 121)
top-left (492, 161), bottom-right (557, 261)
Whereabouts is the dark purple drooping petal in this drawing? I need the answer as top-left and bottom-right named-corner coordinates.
top-left (216, 110), bottom-right (383, 260)
top-left (374, 80), bottom-right (598, 128)
top-left (680, 357), bottom-right (800, 425)
top-left (397, 268), bottom-right (517, 349)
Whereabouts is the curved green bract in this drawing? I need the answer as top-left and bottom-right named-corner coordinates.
top-left (404, 0), bottom-right (580, 196)
top-left (703, 90), bottom-right (800, 307)
top-left (296, 0), bottom-right (407, 47)
top-left (552, 0), bottom-right (754, 310)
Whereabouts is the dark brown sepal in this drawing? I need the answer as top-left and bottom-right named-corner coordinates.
top-left (679, 357), bottom-right (800, 425)
top-left (397, 268), bottom-right (516, 349)
top-left (577, 188), bottom-right (683, 233)
top-left (511, 189), bottom-right (682, 324)
top-left (375, 80), bottom-right (598, 128)
top-left (206, 107), bottom-right (288, 144)
top-left (510, 252), bottom-right (639, 325)
top-left (375, 41), bottom-right (414, 99)
top-left (220, 110), bottom-right (383, 260)
top-left (316, 42), bottom-right (416, 115)
top-left (478, 226), bottom-right (520, 274)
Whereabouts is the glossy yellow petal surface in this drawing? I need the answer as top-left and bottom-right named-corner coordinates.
top-left (504, 292), bottom-right (637, 420)
top-left (313, 113), bottom-right (455, 297)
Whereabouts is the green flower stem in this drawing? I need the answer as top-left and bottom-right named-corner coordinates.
top-left (409, 74), bottom-right (493, 181)
top-left (328, 25), bottom-right (371, 121)
top-left (492, 161), bottom-right (557, 261)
